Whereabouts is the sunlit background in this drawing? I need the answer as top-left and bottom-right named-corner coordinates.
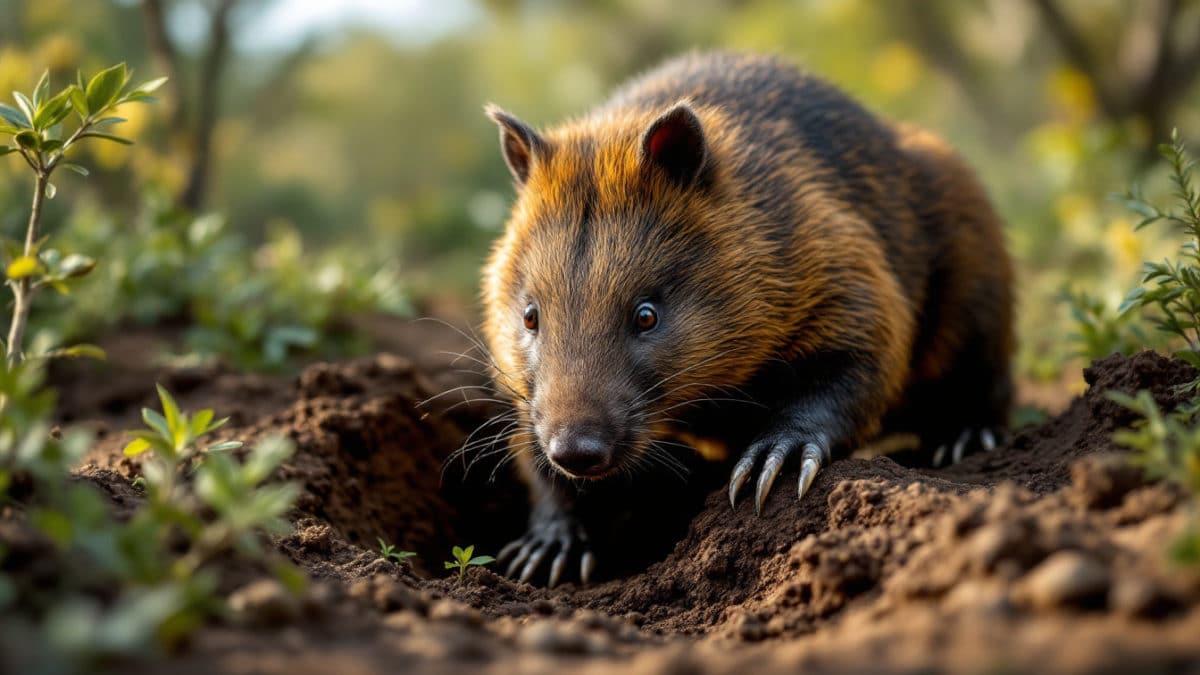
top-left (1, 0), bottom-right (1198, 398)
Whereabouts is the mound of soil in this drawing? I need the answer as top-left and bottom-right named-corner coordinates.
top-left (45, 335), bottom-right (1200, 673)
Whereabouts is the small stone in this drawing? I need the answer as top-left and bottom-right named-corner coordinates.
top-left (944, 579), bottom-right (1013, 616)
top-left (1018, 551), bottom-right (1110, 610)
top-left (228, 578), bottom-right (302, 627)
top-left (1070, 454), bottom-right (1145, 510)
top-left (1109, 576), bottom-right (1176, 618)
top-left (428, 599), bottom-right (483, 627)
top-left (516, 619), bottom-right (591, 654)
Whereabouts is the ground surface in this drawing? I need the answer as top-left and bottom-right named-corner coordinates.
top-left (40, 321), bottom-right (1200, 673)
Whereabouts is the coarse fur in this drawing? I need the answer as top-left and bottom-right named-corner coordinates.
top-left (480, 51), bottom-right (1013, 582)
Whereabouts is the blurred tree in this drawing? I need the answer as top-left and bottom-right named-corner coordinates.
top-left (140, 0), bottom-right (241, 210)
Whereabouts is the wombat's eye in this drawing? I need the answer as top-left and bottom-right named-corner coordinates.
top-left (523, 303), bottom-right (539, 332)
top-left (634, 302), bottom-right (658, 333)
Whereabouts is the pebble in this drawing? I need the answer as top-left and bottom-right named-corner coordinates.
top-left (228, 578), bottom-right (302, 627)
top-left (516, 619), bottom-right (594, 654)
top-left (1019, 551), bottom-right (1110, 610)
top-left (428, 598), bottom-right (483, 627)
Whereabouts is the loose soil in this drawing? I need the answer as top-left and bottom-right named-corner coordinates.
top-left (25, 321), bottom-right (1200, 673)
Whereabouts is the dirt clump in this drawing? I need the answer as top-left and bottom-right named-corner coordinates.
top-left (46, 341), bottom-right (1200, 673)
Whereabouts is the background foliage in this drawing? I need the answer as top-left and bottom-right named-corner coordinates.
top-left (1, 0), bottom-right (1199, 383)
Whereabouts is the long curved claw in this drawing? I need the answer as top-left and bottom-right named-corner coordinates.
top-left (497, 538), bottom-right (523, 562)
top-left (932, 444), bottom-right (947, 467)
top-left (729, 448), bottom-right (761, 508)
top-left (519, 546), bottom-right (548, 583)
top-left (980, 428), bottom-right (997, 451)
top-left (797, 442), bottom-right (824, 500)
top-left (951, 429), bottom-right (971, 464)
top-left (754, 444), bottom-right (790, 515)
top-left (548, 550), bottom-right (568, 589)
top-left (580, 551), bottom-right (596, 585)
top-left (505, 542), bottom-right (532, 578)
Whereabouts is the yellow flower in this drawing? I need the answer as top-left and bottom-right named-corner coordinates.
top-left (1047, 66), bottom-right (1096, 124)
top-left (871, 42), bottom-right (923, 97)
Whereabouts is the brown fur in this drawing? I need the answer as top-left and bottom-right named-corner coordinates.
top-left (481, 52), bottom-right (1013, 493)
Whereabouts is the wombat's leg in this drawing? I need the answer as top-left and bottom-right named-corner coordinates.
top-left (728, 356), bottom-right (876, 514)
top-left (497, 475), bottom-right (595, 587)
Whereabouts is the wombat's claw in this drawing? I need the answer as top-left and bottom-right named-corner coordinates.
top-left (932, 428), bottom-right (1001, 467)
top-left (496, 516), bottom-right (593, 587)
top-left (729, 439), bottom-right (828, 514)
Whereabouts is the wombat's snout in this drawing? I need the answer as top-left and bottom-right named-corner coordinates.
top-left (546, 424), bottom-right (614, 477)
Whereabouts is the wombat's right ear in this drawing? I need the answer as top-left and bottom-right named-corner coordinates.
top-left (485, 104), bottom-right (547, 187)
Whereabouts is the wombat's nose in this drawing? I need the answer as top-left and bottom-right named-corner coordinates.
top-left (547, 426), bottom-right (613, 477)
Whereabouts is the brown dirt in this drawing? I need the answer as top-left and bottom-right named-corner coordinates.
top-left (33, 331), bottom-right (1200, 673)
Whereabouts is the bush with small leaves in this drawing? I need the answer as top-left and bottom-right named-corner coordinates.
top-left (1060, 286), bottom-right (1152, 362)
top-left (0, 64), bottom-right (164, 365)
top-left (1109, 390), bottom-right (1200, 564)
top-left (444, 545), bottom-right (495, 582)
top-left (378, 538), bottom-right (417, 565)
top-left (1118, 130), bottom-right (1200, 398)
top-left (0, 371), bottom-right (304, 670)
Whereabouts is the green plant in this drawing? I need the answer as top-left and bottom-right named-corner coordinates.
top-left (0, 64), bottom-right (164, 365)
top-left (1060, 286), bottom-right (1151, 361)
top-left (0, 371), bottom-right (303, 669)
top-left (1108, 390), bottom-right (1200, 564)
top-left (1118, 130), bottom-right (1200, 397)
top-left (377, 538), bottom-right (416, 564)
top-left (443, 545), bottom-right (494, 582)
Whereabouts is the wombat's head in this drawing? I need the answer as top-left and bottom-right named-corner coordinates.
top-left (479, 102), bottom-right (783, 480)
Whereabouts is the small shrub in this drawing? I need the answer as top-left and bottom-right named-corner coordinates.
top-left (0, 64), bottom-right (163, 364)
top-left (1110, 130), bottom-right (1200, 565)
top-left (1108, 390), bottom-right (1200, 564)
top-left (1060, 286), bottom-right (1150, 361)
top-left (1117, 129), bottom-right (1200, 397)
top-left (0, 372), bottom-right (302, 669)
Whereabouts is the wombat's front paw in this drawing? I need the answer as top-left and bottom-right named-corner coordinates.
top-left (497, 505), bottom-right (595, 588)
top-left (728, 430), bottom-right (830, 515)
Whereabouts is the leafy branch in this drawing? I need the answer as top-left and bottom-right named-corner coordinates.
top-left (0, 65), bottom-right (165, 365)
top-left (1118, 130), bottom-right (1200, 396)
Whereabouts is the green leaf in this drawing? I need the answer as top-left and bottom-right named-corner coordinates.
top-left (61, 163), bottom-right (89, 176)
top-left (43, 344), bottom-right (106, 361)
top-left (444, 561), bottom-right (458, 569)
top-left (0, 147), bottom-right (15, 157)
top-left (131, 76), bottom-right (168, 96)
top-left (69, 87), bottom-right (88, 118)
top-left (7, 256), bottom-right (40, 279)
top-left (32, 71), bottom-right (49, 108)
top-left (191, 409), bottom-right (214, 437)
top-left (206, 441), bottom-right (243, 452)
top-left (123, 438), bottom-right (151, 456)
top-left (33, 89), bottom-right (72, 129)
top-left (14, 130), bottom-right (38, 150)
top-left (78, 132), bottom-right (132, 145)
top-left (0, 103), bottom-right (28, 127)
top-left (142, 408), bottom-right (172, 441)
top-left (59, 254), bottom-right (95, 278)
top-left (468, 555), bottom-right (495, 566)
top-left (13, 92), bottom-right (35, 124)
top-left (157, 381), bottom-right (182, 432)
top-left (85, 63), bottom-right (128, 113)
top-left (452, 545), bottom-right (465, 560)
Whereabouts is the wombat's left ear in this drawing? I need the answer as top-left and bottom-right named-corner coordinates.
top-left (485, 104), bottom-right (548, 187)
top-left (641, 102), bottom-right (707, 187)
